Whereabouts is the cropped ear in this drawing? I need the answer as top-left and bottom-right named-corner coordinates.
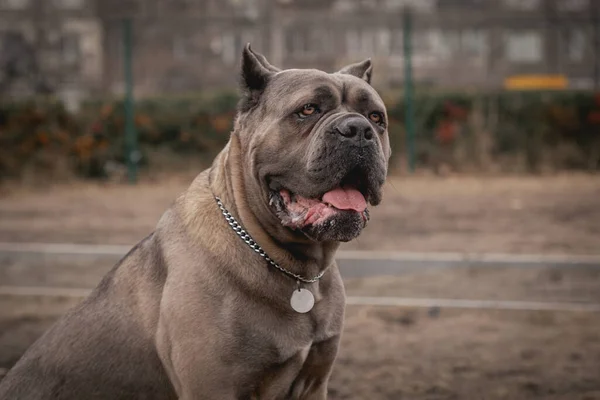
top-left (337, 59), bottom-right (373, 84)
top-left (252, 50), bottom-right (281, 74)
top-left (239, 44), bottom-right (279, 111)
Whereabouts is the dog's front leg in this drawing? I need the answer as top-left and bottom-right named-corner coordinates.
top-left (156, 327), bottom-right (239, 400)
top-left (155, 296), bottom-right (241, 400)
top-left (289, 335), bottom-right (341, 400)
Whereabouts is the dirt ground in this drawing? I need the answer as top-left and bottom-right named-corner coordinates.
top-left (1, 174), bottom-right (600, 399)
top-left (1, 253), bottom-right (600, 399)
top-left (0, 173), bottom-right (599, 254)
top-left (1, 294), bottom-right (599, 400)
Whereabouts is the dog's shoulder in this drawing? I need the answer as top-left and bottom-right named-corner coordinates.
top-left (162, 169), bottom-right (214, 235)
top-left (153, 169), bottom-right (235, 268)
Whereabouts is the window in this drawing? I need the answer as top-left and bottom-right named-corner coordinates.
top-left (382, 0), bottom-right (435, 11)
top-left (219, 33), bottom-right (237, 66)
top-left (287, 28), bottom-right (330, 56)
top-left (0, 0), bottom-right (30, 9)
top-left (505, 31), bottom-right (542, 63)
top-left (437, 0), bottom-right (486, 8)
top-left (461, 30), bottom-right (488, 58)
top-left (359, 30), bottom-right (377, 57)
top-left (503, 0), bottom-right (540, 10)
top-left (53, 0), bottom-right (85, 9)
top-left (376, 29), bottom-right (391, 56)
top-left (431, 30), bottom-right (461, 60)
top-left (333, 0), bottom-right (357, 12)
top-left (565, 29), bottom-right (587, 62)
top-left (228, 0), bottom-right (259, 19)
top-left (360, 0), bottom-right (377, 7)
top-left (213, 30), bottom-right (255, 65)
top-left (390, 30), bottom-right (403, 56)
top-left (429, 29), bottom-right (488, 60)
top-left (346, 29), bottom-right (362, 56)
top-left (413, 31), bottom-right (435, 53)
top-left (345, 29), bottom-right (387, 57)
top-left (557, 0), bottom-right (588, 12)
top-left (286, 29), bottom-right (306, 55)
top-left (61, 34), bottom-right (81, 65)
top-left (172, 36), bottom-right (189, 61)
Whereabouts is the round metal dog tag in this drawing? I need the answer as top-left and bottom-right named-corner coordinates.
top-left (290, 288), bottom-right (315, 313)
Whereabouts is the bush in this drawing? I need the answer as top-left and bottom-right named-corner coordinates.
top-left (0, 100), bottom-right (82, 181)
top-left (1, 90), bottom-right (599, 182)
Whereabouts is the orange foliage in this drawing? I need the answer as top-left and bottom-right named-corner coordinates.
top-left (210, 115), bottom-right (231, 133)
top-left (436, 119), bottom-right (457, 143)
top-left (587, 111), bottom-right (600, 125)
top-left (36, 132), bottom-right (50, 145)
top-left (101, 104), bottom-right (113, 118)
top-left (135, 114), bottom-right (152, 127)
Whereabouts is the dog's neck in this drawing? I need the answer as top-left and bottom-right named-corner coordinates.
top-left (209, 134), bottom-right (339, 277)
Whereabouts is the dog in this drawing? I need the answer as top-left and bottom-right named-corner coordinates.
top-left (0, 44), bottom-right (390, 399)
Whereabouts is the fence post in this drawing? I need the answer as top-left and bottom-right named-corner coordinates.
top-left (594, 1), bottom-right (600, 90)
top-left (403, 7), bottom-right (416, 173)
top-left (123, 18), bottom-right (138, 184)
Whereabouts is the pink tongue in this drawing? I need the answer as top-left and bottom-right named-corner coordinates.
top-left (322, 187), bottom-right (367, 212)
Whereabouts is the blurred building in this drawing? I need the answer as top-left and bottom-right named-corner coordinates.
top-left (0, 0), bottom-right (597, 99)
top-left (0, 0), bottom-right (103, 107)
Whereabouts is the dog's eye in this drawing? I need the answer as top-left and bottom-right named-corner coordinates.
top-left (369, 112), bottom-right (383, 124)
top-left (298, 104), bottom-right (319, 118)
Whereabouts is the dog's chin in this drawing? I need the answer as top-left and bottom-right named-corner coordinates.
top-left (268, 188), bottom-right (371, 243)
top-left (301, 210), bottom-right (366, 242)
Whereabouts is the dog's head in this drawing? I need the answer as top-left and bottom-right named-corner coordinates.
top-left (234, 45), bottom-right (390, 243)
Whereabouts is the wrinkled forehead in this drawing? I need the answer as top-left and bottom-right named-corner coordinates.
top-left (263, 69), bottom-right (386, 113)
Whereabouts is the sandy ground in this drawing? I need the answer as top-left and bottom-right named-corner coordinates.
top-left (0, 174), bottom-right (599, 254)
top-left (1, 253), bottom-right (600, 399)
top-left (1, 174), bottom-right (600, 398)
top-left (1, 295), bottom-right (599, 400)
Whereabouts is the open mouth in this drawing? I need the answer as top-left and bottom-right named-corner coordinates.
top-left (269, 169), bottom-right (373, 230)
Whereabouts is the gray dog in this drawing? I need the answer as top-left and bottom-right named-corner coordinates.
top-left (0, 45), bottom-right (390, 399)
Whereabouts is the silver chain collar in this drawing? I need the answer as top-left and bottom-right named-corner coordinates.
top-left (214, 196), bottom-right (326, 284)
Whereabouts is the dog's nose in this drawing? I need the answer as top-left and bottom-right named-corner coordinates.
top-left (335, 116), bottom-right (374, 141)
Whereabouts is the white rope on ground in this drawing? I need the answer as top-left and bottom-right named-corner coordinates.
top-left (1, 286), bottom-right (599, 312)
top-left (0, 242), bottom-right (599, 266)
top-left (337, 250), bottom-right (600, 265)
top-left (345, 296), bottom-right (600, 312)
top-left (0, 242), bottom-right (130, 256)
top-left (0, 286), bottom-right (91, 298)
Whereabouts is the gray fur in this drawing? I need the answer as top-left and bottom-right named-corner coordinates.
top-left (337, 59), bottom-right (373, 84)
top-left (0, 45), bottom-right (390, 400)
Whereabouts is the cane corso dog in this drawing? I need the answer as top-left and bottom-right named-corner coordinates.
top-left (0, 44), bottom-right (390, 399)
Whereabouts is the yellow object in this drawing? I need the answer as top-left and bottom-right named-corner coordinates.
top-left (504, 75), bottom-right (569, 90)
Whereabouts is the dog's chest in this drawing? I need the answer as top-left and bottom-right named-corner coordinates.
top-left (276, 312), bottom-right (332, 359)
top-left (236, 308), bottom-right (335, 363)
top-left (248, 312), bottom-right (339, 399)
